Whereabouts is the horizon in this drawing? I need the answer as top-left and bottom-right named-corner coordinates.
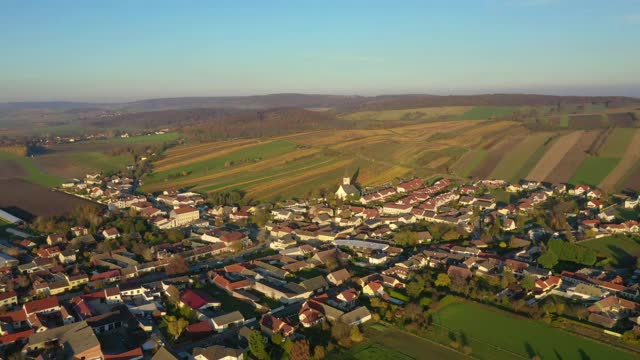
top-left (2, 0), bottom-right (640, 102)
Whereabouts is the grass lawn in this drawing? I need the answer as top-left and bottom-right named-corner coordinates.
top-left (456, 106), bottom-right (521, 120)
top-left (569, 157), bottom-right (620, 186)
top-left (0, 151), bottom-right (64, 187)
top-left (580, 234), bottom-right (640, 267)
top-left (600, 128), bottom-right (635, 158)
top-left (337, 323), bottom-right (470, 360)
top-left (432, 301), bottom-right (638, 360)
top-left (202, 285), bottom-right (260, 319)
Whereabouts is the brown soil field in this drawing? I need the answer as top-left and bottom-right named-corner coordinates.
top-left (600, 130), bottom-right (640, 190)
top-left (545, 130), bottom-right (601, 183)
top-left (471, 135), bottom-right (524, 179)
top-left (0, 160), bottom-right (27, 179)
top-left (608, 112), bottom-right (637, 127)
top-left (526, 131), bottom-right (583, 181)
top-left (0, 179), bottom-right (102, 220)
top-left (569, 114), bottom-right (605, 129)
top-left (623, 163), bottom-right (640, 190)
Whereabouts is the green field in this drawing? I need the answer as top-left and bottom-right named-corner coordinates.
top-left (338, 324), bottom-right (470, 360)
top-left (455, 150), bottom-right (487, 178)
top-left (580, 234), bottom-right (640, 267)
top-left (144, 140), bottom-right (298, 186)
top-left (66, 152), bottom-right (132, 173)
top-left (489, 132), bottom-right (552, 182)
top-left (456, 106), bottom-right (521, 121)
top-left (0, 151), bottom-right (64, 187)
top-left (600, 128), bottom-right (635, 158)
top-left (569, 157), bottom-right (620, 186)
top-left (560, 116), bottom-right (570, 127)
top-left (432, 301), bottom-right (637, 360)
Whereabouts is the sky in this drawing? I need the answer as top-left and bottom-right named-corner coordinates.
top-left (1, 0), bottom-right (639, 102)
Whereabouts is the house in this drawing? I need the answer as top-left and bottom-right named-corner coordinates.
top-left (193, 345), bottom-right (244, 360)
top-left (362, 281), bottom-right (385, 297)
top-left (211, 311), bottom-right (244, 332)
top-left (299, 296), bottom-right (344, 327)
top-left (170, 206), bottom-right (200, 226)
top-left (340, 306), bottom-right (372, 326)
top-left (335, 177), bottom-right (360, 200)
top-left (534, 276), bottom-right (562, 293)
top-left (327, 268), bottom-right (351, 286)
top-left (24, 321), bottom-right (103, 359)
top-left (259, 314), bottom-right (295, 337)
top-left (46, 234), bottom-right (67, 246)
top-left (24, 296), bottom-right (61, 315)
top-left (587, 296), bottom-right (639, 329)
top-left (397, 178), bottom-right (423, 193)
top-left (102, 227), bottom-right (120, 240)
top-left (180, 289), bottom-right (221, 311)
top-left (0, 291), bottom-right (18, 307)
top-left (587, 199), bottom-right (604, 210)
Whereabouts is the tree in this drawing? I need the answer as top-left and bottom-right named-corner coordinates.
top-left (313, 345), bottom-right (326, 360)
top-left (165, 316), bottom-right (188, 340)
top-left (350, 326), bottom-right (364, 343)
top-left (537, 251), bottom-right (558, 269)
top-left (165, 255), bottom-right (188, 275)
top-left (290, 339), bottom-right (311, 360)
top-left (406, 279), bottom-right (425, 298)
top-left (331, 320), bottom-right (351, 342)
top-left (435, 273), bottom-right (451, 288)
top-left (248, 330), bottom-right (269, 360)
top-left (521, 276), bottom-right (536, 291)
top-left (394, 230), bottom-right (419, 247)
top-left (404, 303), bottom-right (423, 322)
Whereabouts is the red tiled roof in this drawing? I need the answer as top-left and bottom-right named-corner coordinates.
top-left (186, 320), bottom-right (213, 335)
top-left (24, 296), bottom-right (59, 314)
top-left (0, 328), bottom-right (34, 344)
top-left (180, 289), bottom-right (217, 310)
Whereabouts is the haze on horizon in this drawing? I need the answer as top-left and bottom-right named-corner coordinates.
top-left (1, 0), bottom-right (639, 102)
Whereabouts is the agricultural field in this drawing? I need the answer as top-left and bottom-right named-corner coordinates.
top-left (143, 120), bottom-right (495, 199)
top-left (339, 106), bottom-right (472, 122)
top-left (0, 151), bottom-right (64, 187)
top-left (337, 324), bottom-right (470, 360)
top-left (431, 301), bottom-right (638, 360)
top-left (600, 129), bottom-right (640, 190)
top-left (526, 131), bottom-right (583, 181)
top-left (569, 157), bottom-right (620, 186)
top-left (580, 234), bottom-right (640, 267)
top-left (454, 106), bottom-right (521, 120)
top-left (544, 130), bottom-right (600, 184)
top-left (489, 132), bottom-right (555, 182)
top-left (0, 179), bottom-right (102, 220)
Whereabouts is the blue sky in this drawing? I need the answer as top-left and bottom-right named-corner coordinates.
top-left (1, 0), bottom-right (639, 101)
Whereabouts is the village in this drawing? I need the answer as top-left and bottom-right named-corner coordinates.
top-left (0, 168), bottom-right (639, 360)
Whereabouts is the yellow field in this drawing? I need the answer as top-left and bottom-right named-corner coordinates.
top-left (526, 131), bottom-right (583, 181)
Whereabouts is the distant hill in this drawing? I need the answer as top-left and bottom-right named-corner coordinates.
top-left (3, 93), bottom-right (638, 112)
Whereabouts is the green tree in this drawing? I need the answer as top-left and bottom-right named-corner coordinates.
top-left (435, 273), bottom-right (452, 288)
top-left (406, 279), bottom-right (425, 298)
top-left (350, 326), bottom-right (364, 343)
top-left (521, 276), bottom-right (536, 290)
top-left (537, 251), bottom-right (559, 269)
top-left (313, 345), bottom-right (326, 360)
top-left (165, 316), bottom-right (188, 340)
top-left (248, 330), bottom-right (269, 360)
